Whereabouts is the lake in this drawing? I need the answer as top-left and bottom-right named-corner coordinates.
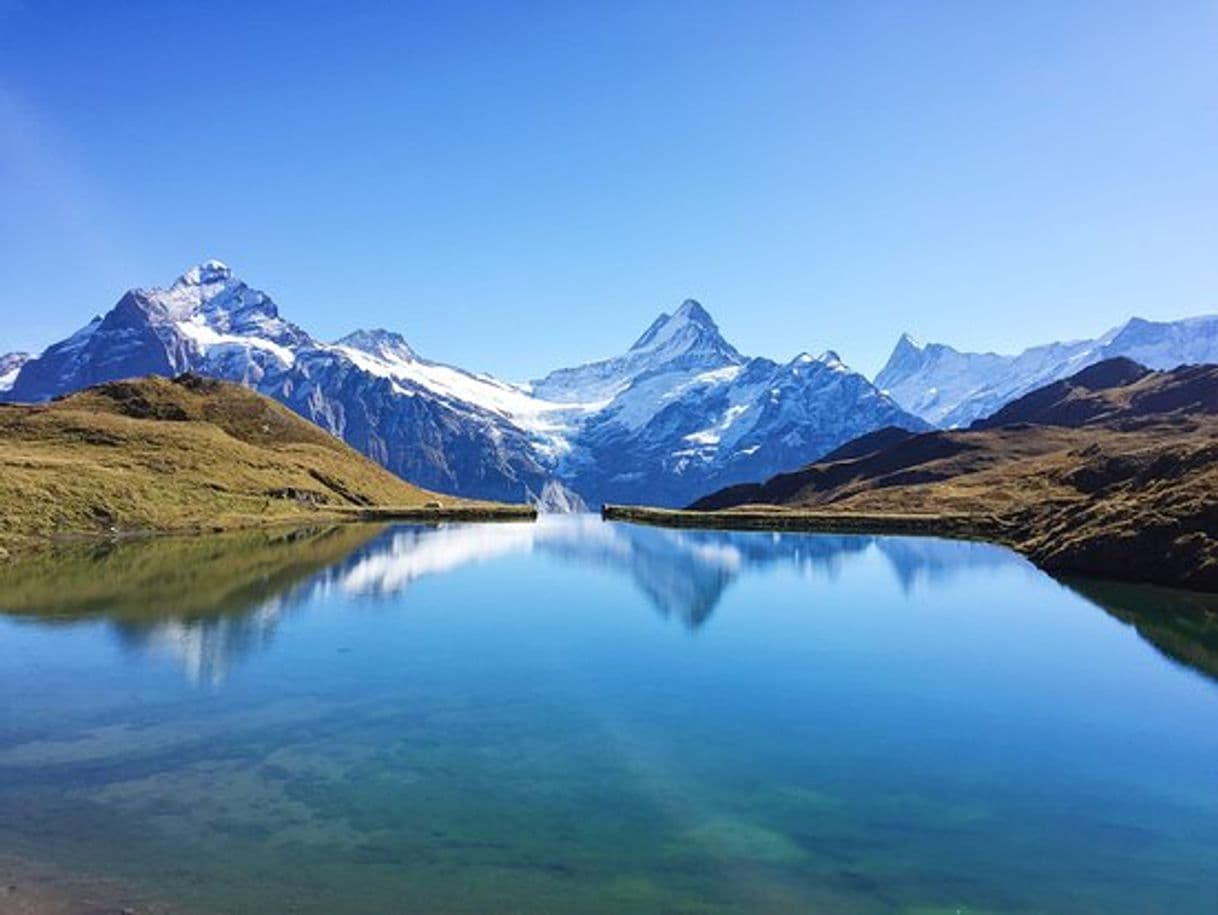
top-left (1, 517), bottom-right (1217, 913)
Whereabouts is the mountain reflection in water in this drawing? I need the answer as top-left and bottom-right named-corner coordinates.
top-left (1, 517), bottom-right (1213, 687)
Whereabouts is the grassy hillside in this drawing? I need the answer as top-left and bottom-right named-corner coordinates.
top-left (0, 374), bottom-right (530, 557)
top-left (627, 360), bottom-right (1218, 593)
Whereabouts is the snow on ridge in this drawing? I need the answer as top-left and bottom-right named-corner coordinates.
top-left (176, 260), bottom-right (233, 287)
top-left (9, 260), bottom-right (932, 507)
top-left (684, 403), bottom-right (751, 447)
top-left (328, 342), bottom-right (603, 462)
top-left (177, 317), bottom-right (297, 367)
top-left (876, 311), bottom-right (1218, 426)
top-left (331, 343), bottom-right (593, 421)
top-left (0, 354), bottom-right (31, 392)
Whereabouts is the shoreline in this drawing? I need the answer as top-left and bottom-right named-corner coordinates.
top-left (341, 503), bottom-right (538, 522)
top-left (0, 502), bottom-right (537, 564)
top-left (600, 504), bottom-right (1215, 597)
top-left (601, 503), bottom-right (1002, 540)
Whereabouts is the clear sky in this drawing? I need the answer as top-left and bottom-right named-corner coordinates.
top-left (1, 0), bottom-right (1216, 380)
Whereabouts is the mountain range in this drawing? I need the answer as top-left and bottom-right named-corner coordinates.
top-left (6, 262), bottom-right (1216, 509)
top-left (876, 314), bottom-right (1218, 427)
top-left (689, 357), bottom-right (1218, 592)
top-left (3, 262), bottom-right (926, 508)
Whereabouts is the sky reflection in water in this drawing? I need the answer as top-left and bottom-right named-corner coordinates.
top-left (1, 518), bottom-right (1216, 914)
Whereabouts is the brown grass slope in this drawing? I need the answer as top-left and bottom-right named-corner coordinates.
top-left (686, 359), bottom-right (1218, 592)
top-left (0, 373), bottom-right (528, 556)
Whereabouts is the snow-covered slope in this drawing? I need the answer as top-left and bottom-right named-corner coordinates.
top-left (5, 262), bottom-right (926, 507)
top-left (0, 352), bottom-right (31, 392)
top-left (561, 343), bottom-right (927, 507)
top-left (532, 299), bottom-right (743, 403)
top-left (876, 314), bottom-right (1218, 427)
top-left (534, 300), bottom-right (927, 506)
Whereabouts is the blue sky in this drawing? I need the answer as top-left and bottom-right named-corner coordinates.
top-left (1, 0), bottom-right (1215, 380)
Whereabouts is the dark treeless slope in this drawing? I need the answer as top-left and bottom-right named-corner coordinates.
top-left (673, 359), bottom-right (1218, 592)
top-left (0, 374), bottom-right (531, 557)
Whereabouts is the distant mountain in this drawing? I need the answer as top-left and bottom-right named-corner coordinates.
top-left (532, 299), bottom-right (743, 403)
top-left (0, 351), bottom-right (31, 392)
top-left (691, 358), bottom-right (1218, 593)
top-left (5, 262), bottom-right (926, 508)
top-left (536, 301), bottom-right (928, 507)
top-left (6, 262), bottom-right (575, 505)
top-left (876, 314), bottom-right (1218, 427)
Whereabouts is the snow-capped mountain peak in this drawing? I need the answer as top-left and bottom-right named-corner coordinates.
top-left (676, 297), bottom-right (713, 320)
top-left (781, 351), bottom-right (848, 374)
top-left (6, 266), bottom-right (930, 509)
top-left (336, 328), bottom-right (417, 364)
top-left (640, 298), bottom-right (717, 337)
top-left (817, 349), bottom-right (844, 368)
top-left (150, 261), bottom-right (310, 355)
top-left (876, 312), bottom-right (1218, 427)
top-left (533, 299), bottom-right (743, 404)
top-left (175, 259), bottom-right (233, 288)
top-left (629, 298), bottom-right (736, 358)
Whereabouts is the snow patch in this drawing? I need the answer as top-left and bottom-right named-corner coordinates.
top-left (177, 318), bottom-right (297, 367)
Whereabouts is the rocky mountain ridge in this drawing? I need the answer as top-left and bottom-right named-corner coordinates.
top-left (5, 262), bottom-right (926, 507)
top-left (876, 314), bottom-right (1218, 427)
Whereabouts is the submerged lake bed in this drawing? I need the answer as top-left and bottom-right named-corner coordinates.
top-left (1, 518), bottom-right (1217, 913)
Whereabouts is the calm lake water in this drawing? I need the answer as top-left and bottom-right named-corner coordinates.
top-left (1, 517), bottom-right (1217, 914)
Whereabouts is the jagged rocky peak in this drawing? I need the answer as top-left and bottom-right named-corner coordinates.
top-left (879, 332), bottom-right (958, 373)
top-left (668, 297), bottom-right (717, 330)
top-left (531, 297), bottom-right (743, 404)
top-left (154, 260), bottom-right (305, 347)
top-left (631, 298), bottom-right (736, 357)
top-left (147, 259), bottom-right (252, 320)
top-left (890, 332), bottom-right (923, 357)
top-left (337, 328), bottom-right (417, 363)
top-left (175, 259), bottom-right (234, 288)
top-left (876, 312), bottom-right (1218, 428)
top-left (782, 350), bottom-right (848, 374)
top-left (161, 259), bottom-right (268, 316)
top-left (817, 349), bottom-right (843, 367)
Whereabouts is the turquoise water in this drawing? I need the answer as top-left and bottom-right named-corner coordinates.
top-left (1, 517), bottom-right (1217, 913)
